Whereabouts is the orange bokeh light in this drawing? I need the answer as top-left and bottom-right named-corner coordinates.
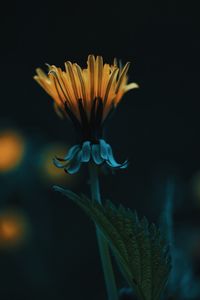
top-left (0, 130), bottom-right (25, 172)
top-left (0, 211), bottom-right (28, 248)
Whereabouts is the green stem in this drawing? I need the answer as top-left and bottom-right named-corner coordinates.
top-left (89, 164), bottom-right (118, 300)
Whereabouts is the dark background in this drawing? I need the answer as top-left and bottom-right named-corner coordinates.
top-left (0, 1), bottom-right (200, 299)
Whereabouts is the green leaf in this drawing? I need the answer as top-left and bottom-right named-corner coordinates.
top-left (54, 186), bottom-right (171, 300)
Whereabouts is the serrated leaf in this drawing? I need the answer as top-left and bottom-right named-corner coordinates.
top-left (54, 186), bottom-right (171, 300)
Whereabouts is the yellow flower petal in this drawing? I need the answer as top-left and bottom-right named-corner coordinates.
top-left (34, 55), bottom-right (138, 123)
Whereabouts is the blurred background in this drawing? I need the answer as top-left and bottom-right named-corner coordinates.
top-left (0, 0), bottom-right (200, 299)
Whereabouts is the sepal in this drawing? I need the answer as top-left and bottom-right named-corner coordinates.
top-left (53, 139), bottom-right (128, 174)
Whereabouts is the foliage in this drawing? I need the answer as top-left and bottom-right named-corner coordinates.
top-left (54, 186), bottom-right (171, 300)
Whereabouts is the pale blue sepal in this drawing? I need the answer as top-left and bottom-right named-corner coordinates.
top-left (81, 141), bottom-right (91, 162)
top-left (106, 143), bottom-right (128, 169)
top-left (106, 161), bottom-right (128, 169)
top-left (91, 144), bottom-right (104, 165)
top-left (53, 157), bottom-right (69, 168)
top-left (119, 160), bottom-right (129, 169)
top-left (99, 139), bottom-right (108, 160)
top-left (65, 150), bottom-right (82, 174)
top-left (107, 160), bottom-right (129, 169)
top-left (63, 144), bottom-right (80, 160)
top-left (53, 144), bottom-right (80, 169)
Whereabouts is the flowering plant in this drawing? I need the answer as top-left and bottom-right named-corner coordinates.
top-left (34, 55), bottom-right (171, 300)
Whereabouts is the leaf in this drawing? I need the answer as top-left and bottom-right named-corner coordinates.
top-left (54, 186), bottom-right (171, 300)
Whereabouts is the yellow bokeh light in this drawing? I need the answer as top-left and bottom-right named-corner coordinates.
top-left (0, 210), bottom-right (28, 248)
top-left (39, 144), bottom-right (79, 185)
top-left (0, 130), bottom-right (25, 173)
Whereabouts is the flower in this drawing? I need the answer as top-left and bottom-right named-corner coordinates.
top-left (34, 55), bottom-right (138, 174)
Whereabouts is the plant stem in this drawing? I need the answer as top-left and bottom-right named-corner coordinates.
top-left (89, 164), bottom-right (118, 300)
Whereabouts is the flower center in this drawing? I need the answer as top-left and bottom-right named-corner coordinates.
top-left (64, 97), bottom-right (113, 144)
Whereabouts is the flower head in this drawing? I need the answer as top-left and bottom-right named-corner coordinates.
top-left (34, 55), bottom-right (138, 173)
